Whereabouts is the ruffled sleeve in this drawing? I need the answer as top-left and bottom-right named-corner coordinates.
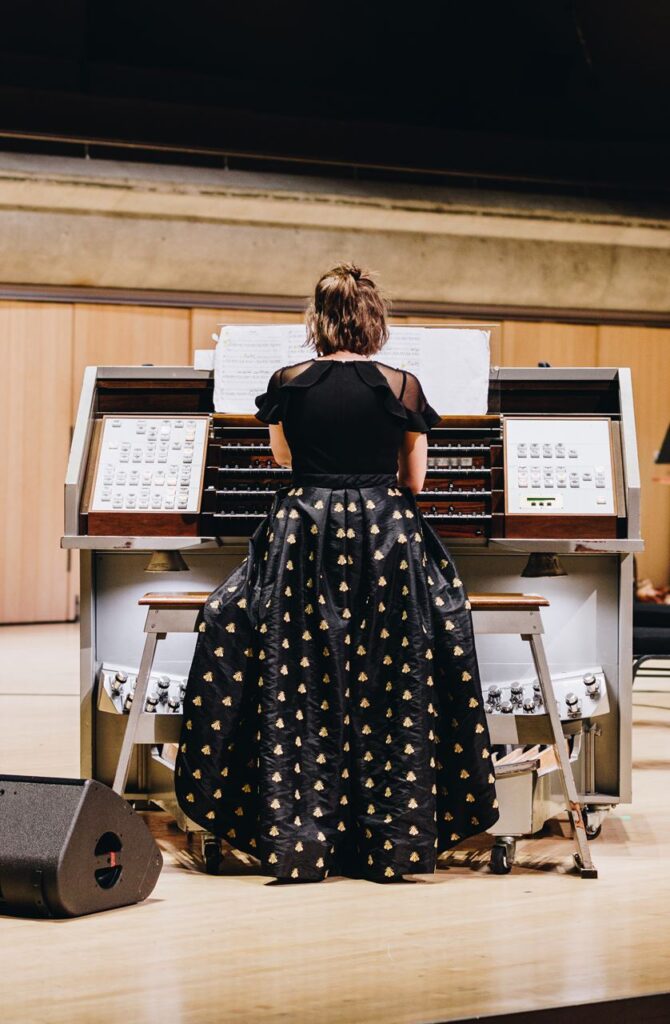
top-left (399, 369), bottom-right (441, 433)
top-left (403, 405), bottom-right (441, 433)
top-left (254, 367), bottom-right (283, 424)
top-left (351, 362), bottom-right (441, 433)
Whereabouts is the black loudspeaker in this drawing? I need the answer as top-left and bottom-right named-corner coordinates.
top-left (0, 775), bottom-right (163, 918)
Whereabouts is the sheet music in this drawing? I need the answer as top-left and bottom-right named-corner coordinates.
top-left (213, 324), bottom-right (490, 415)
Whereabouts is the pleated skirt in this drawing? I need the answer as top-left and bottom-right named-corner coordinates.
top-left (174, 472), bottom-right (500, 881)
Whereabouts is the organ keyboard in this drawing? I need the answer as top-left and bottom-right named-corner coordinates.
top-left (67, 366), bottom-right (630, 544)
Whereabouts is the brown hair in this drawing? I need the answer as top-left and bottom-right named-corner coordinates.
top-left (305, 262), bottom-right (390, 356)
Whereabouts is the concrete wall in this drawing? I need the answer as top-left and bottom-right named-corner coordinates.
top-left (1, 153), bottom-right (669, 313)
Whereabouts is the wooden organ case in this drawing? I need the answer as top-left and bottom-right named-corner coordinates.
top-left (64, 362), bottom-right (642, 840)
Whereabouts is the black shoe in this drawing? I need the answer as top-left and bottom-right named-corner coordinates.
top-left (269, 875), bottom-right (322, 885)
top-left (365, 874), bottom-right (417, 884)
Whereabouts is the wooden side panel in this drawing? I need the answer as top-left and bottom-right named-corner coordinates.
top-left (502, 321), bottom-right (598, 367)
top-left (73, 304), bottom-right (191, 420)
top-left (0, 302), bottom-right (73, 623)
top-left (598, 326), bottom-right (670, 587)
top-left (69, 304), bottom-right (191, 618)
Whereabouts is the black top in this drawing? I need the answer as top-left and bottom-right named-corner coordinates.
top-left (254, 358), bottom-right (441, 475)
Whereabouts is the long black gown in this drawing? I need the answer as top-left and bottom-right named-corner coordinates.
top-left (174, 357), bottom-right (500, 881)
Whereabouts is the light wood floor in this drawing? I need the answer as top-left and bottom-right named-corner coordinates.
top-left (1, 623), bottom-right (669, 1023)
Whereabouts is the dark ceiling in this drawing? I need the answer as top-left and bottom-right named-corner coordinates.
top-left (1, 1), bottom-right (669, 198)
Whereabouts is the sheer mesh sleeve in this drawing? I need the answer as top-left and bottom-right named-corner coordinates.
top-left (399, 370), bottom-right (441, 433)
top-left (254, 367), bottom-right (284, 424)
top-left (253, 360), bottom-right (317, 422)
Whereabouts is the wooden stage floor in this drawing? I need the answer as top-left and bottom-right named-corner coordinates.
top-left (1, 623), bottom-right (669, 1023)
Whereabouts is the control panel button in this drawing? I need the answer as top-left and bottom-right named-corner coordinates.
top-left (89, 408), bottom-right (208, 526)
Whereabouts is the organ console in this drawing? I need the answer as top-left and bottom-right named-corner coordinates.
top-left (63, 355), bottom-right (642, 845)
top-left (69, 365), bottom-right (630, 543)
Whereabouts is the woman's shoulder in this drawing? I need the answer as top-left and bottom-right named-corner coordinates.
top-left (279, 358), bottom-right (317, 382)
top-left (254, 359), bottom-right (322, 421)
top-left (370, 361), bottom-right (439, 430)
top-left (375, 360), bottom-right (422, 382)
top-left (372, 360), bottom-right (411, 398)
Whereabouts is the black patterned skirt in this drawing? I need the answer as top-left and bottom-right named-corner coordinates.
top-left (174, 472), bottom-right (500, 881)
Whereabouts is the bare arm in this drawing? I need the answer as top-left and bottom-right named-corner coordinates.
top-left (269, 422), bottom-right (292, 468)
top-left (397, 431), bottom-right (428, 495)
top-left (255, 367), bottom-right (292, 466)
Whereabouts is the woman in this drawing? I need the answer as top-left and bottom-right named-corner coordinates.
top-left (175, 263), bottom-right (499, 883)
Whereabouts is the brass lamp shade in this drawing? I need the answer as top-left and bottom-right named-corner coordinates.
top-left (520, 552), bottom-right (567, 578)
top-left (144, 550), bottom-right (189, 573)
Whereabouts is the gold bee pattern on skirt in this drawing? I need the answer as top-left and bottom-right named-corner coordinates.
top-left (174, 480), bottom-right (499, 882)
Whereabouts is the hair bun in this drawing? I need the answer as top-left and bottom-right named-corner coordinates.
top-left (306, 261), bottom-right (389, 354)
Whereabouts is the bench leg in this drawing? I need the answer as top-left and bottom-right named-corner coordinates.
top-left (526, 632), bottom-right (598, 879)
top-left (112, 631), bottom-right (159, 796)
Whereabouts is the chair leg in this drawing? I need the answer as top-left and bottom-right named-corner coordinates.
top-left (526, 632), bottom-right (598, 879)
top-left (112, 631), bottom-right (159, 796)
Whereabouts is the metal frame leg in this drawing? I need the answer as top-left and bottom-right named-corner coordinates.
top-left (526, 632), bottom-right (598, 878)
top-left (112, 630), bottom-right (160, 795)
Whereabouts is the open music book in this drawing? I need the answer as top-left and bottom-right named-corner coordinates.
top-left (212, 324), bottom-right (491, 415)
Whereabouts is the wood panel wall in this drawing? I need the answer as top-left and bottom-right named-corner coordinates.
top-left (502, 321), bottom-right (598, 367)
top-left (597, 327), bottom-right (670, 590)
top-left (73, 305), bottom-right (190, 419)
top-left (0, 303), bottom-right (73, 623)
top-left (1, 304), bottom-right (667, 623)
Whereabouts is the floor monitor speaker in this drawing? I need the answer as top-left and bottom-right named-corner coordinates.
top-left (0, 775), bottom-right (163, 917)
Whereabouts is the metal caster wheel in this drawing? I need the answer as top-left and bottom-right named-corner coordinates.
top-left (490, 839), bottom-right (515, 874)
top-left (582, 806), bottom-right (603, 841)
top-left (202, 836), bottom-right (223, 875)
